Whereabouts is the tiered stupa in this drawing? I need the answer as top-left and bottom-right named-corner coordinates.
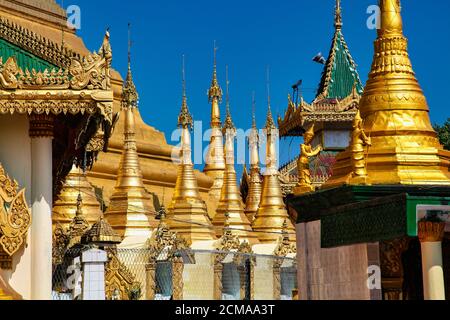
top-left (212, 72), bottom-right (259, 245)
top-left (253, 104), bottom-right (296, 243)
top-left (53, 166), bottom-right (103, 229)
top-left (324, 0), bottom-right (450, 187)
top-left (167, 60), bottom-right (217, 244)
top-left (104, 59), bottom-right (158, 239)
top-left (244, 96), bottom-right (263, 222)
top-left (203, 46), bottom-right (226, 216)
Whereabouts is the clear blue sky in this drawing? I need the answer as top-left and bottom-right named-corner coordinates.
top-left (62, 0), bottom-right (450, 168)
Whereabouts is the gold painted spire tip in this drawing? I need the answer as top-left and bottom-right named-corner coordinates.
top-left (178, 55), bottom-right (193, 129)
top-left (335, 0), bottom-right (342, 29)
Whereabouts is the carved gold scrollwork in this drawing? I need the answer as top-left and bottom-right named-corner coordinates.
top-left (105, 250), bottom-right (138, 300)
top-left (0, 57), bottom-right (19, 89)
top-left (0, 163), bottom-right (31, 266)
top-left (273, 222), bottom-right (297, 300)
top-left (145, 218), bottom-right (190, 300)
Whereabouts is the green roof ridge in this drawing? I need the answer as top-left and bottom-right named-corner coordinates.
top-left (0, 37), bottom-right (59, 72)
top-left (316, 29), bottom-right (363, 100)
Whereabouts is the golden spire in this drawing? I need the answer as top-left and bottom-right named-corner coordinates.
top-left (208, 41), bottom-right (223, 108)
top-left (265, 67), bottom-right (276, 131)
top-left (252, 71), bottom-right (296, 244)
top-left (244, 92), bottom-right (263, 222)
top-left (213, 68), bottom-right (259, 245)
top-left (66, 193), bottom-right (91, 249)
top-left (335, 0), bottom-right (342, 30)
top-left (324, 0), bottom-right (450, 187)
top-left (168, 55), bottom-right (217, 244)
top-left (105, 25), bottom-right (157, 238)
top-left (204, 42), bottom-right (226, 209)
top-left (53, 165), bottom-right (103, 229)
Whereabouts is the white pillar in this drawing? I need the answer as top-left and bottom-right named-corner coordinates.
top-left (81, 249), bottom-right (108, 301)
top-left (30, 114), bottom-right (54, 300)
top-left (418, 221), bottom-right (446, 301)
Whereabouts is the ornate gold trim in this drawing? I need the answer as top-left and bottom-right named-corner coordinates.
top-left (105, 250), bottom-right (138, 300)
top-left (0, 163), bottom-right (31, 268)
top-left (145, 217), bottom-right (190, 300)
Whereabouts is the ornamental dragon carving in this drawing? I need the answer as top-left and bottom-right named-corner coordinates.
top-left (0, 163), bottom-right (31, 268)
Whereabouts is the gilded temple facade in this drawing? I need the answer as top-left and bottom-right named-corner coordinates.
top-left (1, 0), bottom-right (447, 302)
top-left (0, 0), bottom-right (298, 300)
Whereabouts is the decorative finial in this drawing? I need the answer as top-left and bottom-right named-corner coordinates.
top-left (223, 66), bottom-right (235, 132)
top-left (252, 91), bottom-right (257, 129)
top-left (178, 55), bottom-right (193, 129)
top-left (335, 0), bottom-right (342, 30)
top-left (122, 23), bottom-right (139, 109)
top-left (379, 0), bottom-right (403, 36)
top-left (265, 67), bottom-right (276, 130)
top-left (208, 41), bottom-right (223, 102)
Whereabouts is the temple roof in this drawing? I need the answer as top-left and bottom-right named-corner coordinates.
top-left (0, 37), bottom-right (57, 72)
top-left (315, 1), bottom-right (363, 101)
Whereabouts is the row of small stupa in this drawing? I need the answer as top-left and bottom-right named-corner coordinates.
top-left (53, 48), bottom-right (296, 248)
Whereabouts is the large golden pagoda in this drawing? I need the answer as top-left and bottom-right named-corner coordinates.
top-left (244, 97), bottom-right (263, 222)
top-left (104, 60), bottom-right (158, 238)
top-left (213, 75), bottom-right (259, 245)
top-left (204, 46), bottom-right (226, 213)
top-left (167, 61), bottom-right (217, 244)
top-left (252, 105), bottom-right (296, 244)
top-left (325, 0), bottom-right (450, 187)
top-left (53, 166), bottom-right (103, 229)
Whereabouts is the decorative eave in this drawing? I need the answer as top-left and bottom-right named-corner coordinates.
top-left (278, 91), bottom-right (360, 137)
top-left (0, 16), bottom-right (80, 68)
top-left (0, 26), bottom-right (115, 196)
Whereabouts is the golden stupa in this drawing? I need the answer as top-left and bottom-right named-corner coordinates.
top-left (53, 165), bottom-right (103, 229)
top-left (325, 0), bottom-right (450, 187)
top-left (167, 61), bottom-right (217, 244)
top-left (252, 105), bottom-right (296, 244)
top-left (104, 59), bottom-right (158, 238)
top-left (204, 46), bottom-right (226, 215)
top-left (213, 75), bottom-right (259, 245)
top-left (244, 98), bottom-right (263, 222)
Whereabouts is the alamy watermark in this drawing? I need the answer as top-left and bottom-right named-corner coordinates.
top-left (66, 5), bottom-right (81, 30)
top-left (367, 265), bottom-right (382, 290)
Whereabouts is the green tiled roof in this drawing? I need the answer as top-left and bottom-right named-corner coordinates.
top-left (0, 37), bottom-right (58, 72)
top-left (316, 29), bottom-right (363, 100)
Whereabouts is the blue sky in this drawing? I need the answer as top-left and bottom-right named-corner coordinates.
top-left (62, 0), bottom-right (450, 168)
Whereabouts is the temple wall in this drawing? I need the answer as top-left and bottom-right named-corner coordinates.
top-left (296, 221), bottom-right (372, 300)
top-left (182, 252), bottom-right (214, 300)
top-left (253, 255), bottom-right (275, 300)
top-left (0, 114), bottom-right (32, 299)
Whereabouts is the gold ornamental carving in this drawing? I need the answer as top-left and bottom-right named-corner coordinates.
top-left (105, 250), bottom-right (139, 300)
top-left (273, 220), bottom-right (297, 300)
top-left (0, 31), bottom-right (112, 92)
top-left (0, 163), bottom-right (31, 269)
top-left (145, 216), bottom-right (190, 300)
